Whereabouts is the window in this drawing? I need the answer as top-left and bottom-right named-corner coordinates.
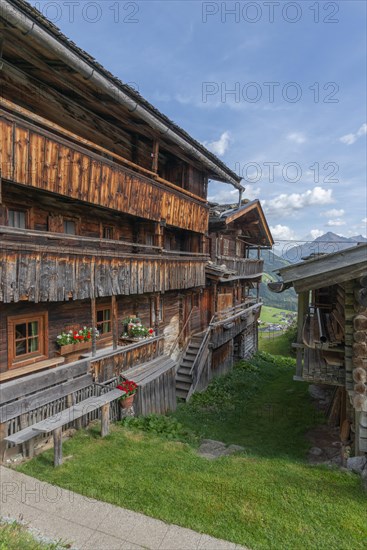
top-left (151, 297), bottom-right (163, 325)
top-left (8, 210), bottom-right (26, 229)
top-left (223, 238), bottom-right (230, 256)
top-left (64, 219), bottom-right (76, 235)
top-left (8, 313), bottom-right (47, 368)
top-left (96, 307), bottom-right (112, 336)
top-left (102, 225), bottom-right (114, 240)
top-left (146, 233), bottom-right (154, 247)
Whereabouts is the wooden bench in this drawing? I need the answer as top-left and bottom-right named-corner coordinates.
top-left (0, 357), bottom-right (65, 382)
top-left (5, 388), bottom-right (124, 466)
top-left (0, 359), bottom-right (120, 466)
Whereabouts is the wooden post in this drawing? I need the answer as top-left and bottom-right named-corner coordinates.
top-left (0, 422), bottom-right (7, 463)
top-left (53, 428), bottom-right (63, 467)
top-left (154, 294), bottom-right (160, 336)
top-left (152, 140), bottom-right (159, 173)
top-left (101, 403), bottom-right (110, 437)
top-left (91, 298), bottom-right (97, 356)
top-left (154, 223), bottom-right (164, 249)
top-left (112, 295), bottom-right (118, 350)
top-left (296, 291), bottom-right (309, 378)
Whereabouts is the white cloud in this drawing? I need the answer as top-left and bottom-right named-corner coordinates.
top-left (208, 184), bottom-right (260, 204)
top-left (204, 131), bottom-right (231, 156)
top-left (362, 218), bottom-right (367, 224)
top-left (263, 186), bottom-right (334, 217)
top-left (340, 122), bottom-right (367, 145)
top-left (322, 208), bottom-right (345, 218)
top-left (309, 229), bottom-right (324, 239)
top-left (287, 132), bottom-right (306, 144)
top-left (326, 219), bottom-right (346, 227)
top-left (269, 224), bottom-right (297, 241)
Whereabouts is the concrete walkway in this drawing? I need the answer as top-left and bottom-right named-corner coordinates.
top-left (0, 466), bottom-right (249, 550)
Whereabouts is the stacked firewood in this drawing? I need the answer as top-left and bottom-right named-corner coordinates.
top-left (352, 276), bottom-right (367, 412)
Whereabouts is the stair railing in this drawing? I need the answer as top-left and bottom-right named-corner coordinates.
top-left (187, 317), bottom-right (214, 400)
top-left (169, 307), bottom-right (194, 356)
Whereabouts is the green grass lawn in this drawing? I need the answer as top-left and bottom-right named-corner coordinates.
top-left (259, 332), bottom-right (293, 355)
top-left (0, 519), bottom-right (65, 550)
top-left (260, 305), bottom-right (292, 325)
top-left (16, 353), bottom-right (367, 550)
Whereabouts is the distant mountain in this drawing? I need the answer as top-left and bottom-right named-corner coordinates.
top-left (282, 232), bottom-right (367, 264)
top-left (250, 250), bottom-right (298, 311)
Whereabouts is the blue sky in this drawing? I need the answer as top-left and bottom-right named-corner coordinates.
top-left (29, 0), bottom-right (367, 243)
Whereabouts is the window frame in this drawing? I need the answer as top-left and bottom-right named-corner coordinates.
top-left (7, 312), bottom-right (48, 369)
top-left (100, 224), bottom-right (115, 240)
top-left (96, 305), bottom-right (112, 339)
top-left (63, 218), bottom-right (77, 235)
top-left (150, 297), bottom-right (164, 326)
top-left (5, 204), bottom-right (32, 230)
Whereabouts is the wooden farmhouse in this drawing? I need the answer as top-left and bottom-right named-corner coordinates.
top-left (270, 244), bottom-right (367, 456)
top-left (0, 0), bottom-right (272, 462)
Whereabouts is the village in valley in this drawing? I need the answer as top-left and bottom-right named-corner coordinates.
top-left (0, 1), bottom-right (366, 550)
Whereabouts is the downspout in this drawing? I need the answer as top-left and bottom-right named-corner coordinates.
top-left (2, 1), bottom-right (242, 190)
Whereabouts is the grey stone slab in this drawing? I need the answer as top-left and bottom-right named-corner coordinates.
top-left (159, 524), bottom-right (202, 549)
top-left (82, 530), bottom-right (145, 550)
top-left (7, 504), bottom-right (94, 549)
top-left (198, 534), bottom-right (238, 549)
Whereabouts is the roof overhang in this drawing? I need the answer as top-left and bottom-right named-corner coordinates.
top-left (209, 200), bottom-right (274, 247)
top-left (273, 244), bottom-right (367, 293)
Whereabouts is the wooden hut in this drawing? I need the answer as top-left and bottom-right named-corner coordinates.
top-left (270, 244), bottom-right (367, 455)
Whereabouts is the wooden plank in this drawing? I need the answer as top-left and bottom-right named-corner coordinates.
top-left (0, 374), bottom-right (93, 423)
top-left (0, 357), bottom-right (65, 383)
top-left (32, 388), bottom-right (124, 433)
top-left (0, 360), bottom-right (89, 404)
top-left (101, 403), bottom-right (110, 437)
top-left (14, 126), bottom-right (29, 184)
top-left (5, 426), bottom-right (36, 445)
top-left (0, 118), bottom-right (14, 180)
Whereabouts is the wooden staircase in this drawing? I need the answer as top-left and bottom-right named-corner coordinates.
top-left (175, 332), bottom-right (210, 401)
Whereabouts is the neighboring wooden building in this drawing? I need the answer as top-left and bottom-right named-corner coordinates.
top-left (175, 200), bottom-right (273, 399)
top-left (270, 244), bottom-right (367, 455)
top-left (0, 0), bottom-right (272, 459)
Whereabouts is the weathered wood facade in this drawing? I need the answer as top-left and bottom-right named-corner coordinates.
top-left (0, 0), bottom-right (273, 459)
top-left (272, 244), bottom-right (367, 455)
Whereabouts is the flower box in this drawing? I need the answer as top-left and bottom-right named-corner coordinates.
top-left (58, 341), bottom-right (92, 355)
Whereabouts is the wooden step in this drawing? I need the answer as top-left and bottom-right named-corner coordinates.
top-left (178, 365), bottom-right (191, 373)
top-left (176, 389), bottom-right (188, 399)
top-left (176, 381), bottom-right (191, 391)
top-left (181, 359), bottom-right (194, 368)
top-left (176, 374), bottom-right (192, 384)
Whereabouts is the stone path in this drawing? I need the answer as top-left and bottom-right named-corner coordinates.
top-left (197, 440), bottom-right (245, 460)
top-left (0, 466), bottom-right (249, 550)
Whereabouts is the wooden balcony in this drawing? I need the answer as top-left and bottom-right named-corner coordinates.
top-left (216, 257), bottom-right (264, 278)
top-left (0, 109), bottom-right (209, 234)
top-left (0, 227), bottom-right (207, 303)
top-left (210, 301), bottom-right (261, 349)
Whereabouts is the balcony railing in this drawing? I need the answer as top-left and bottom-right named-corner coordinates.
top-left (0, 227), bottom-right (208, 303)
top-left (210, 301), bottom-right (262, 349)
top-left (0, 108), bottom-right (209, 234)
top-left (216, 257), bottom-right (264, 278)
